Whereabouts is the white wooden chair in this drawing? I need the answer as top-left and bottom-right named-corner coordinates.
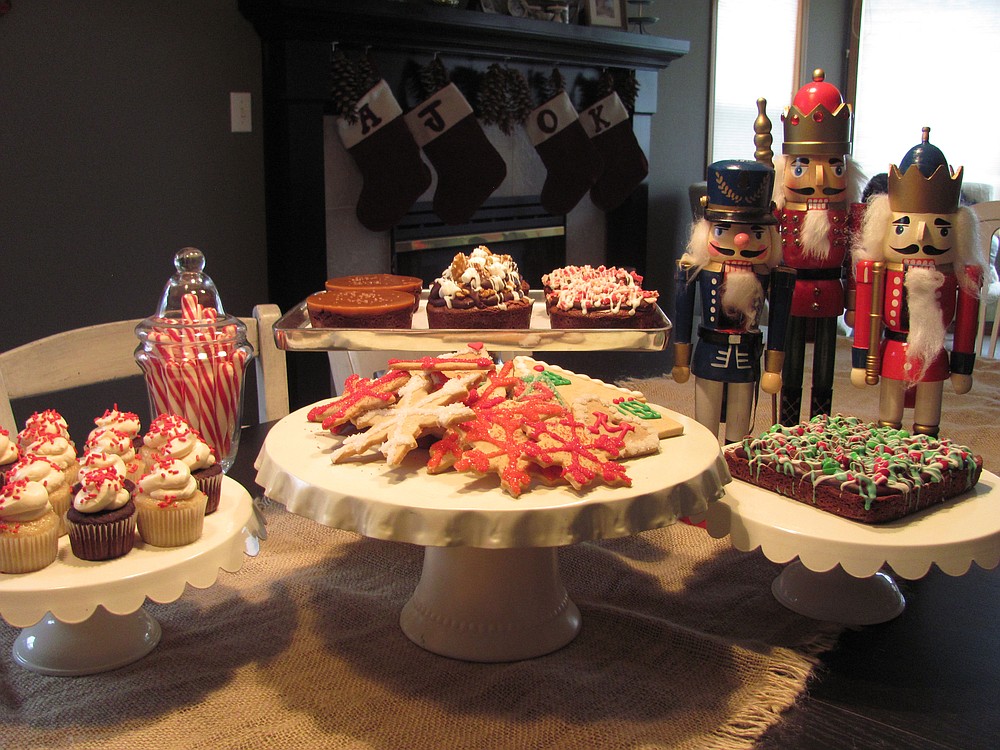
top-left (0, 304), bottom-right (289, 435)
top-left (973, 201), bottom-right (1000, 358)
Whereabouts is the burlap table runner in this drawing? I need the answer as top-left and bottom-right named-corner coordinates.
top-left (0, 502), bottom-right (843, 749)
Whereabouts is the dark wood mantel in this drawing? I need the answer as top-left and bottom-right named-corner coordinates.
top-left (239, 0), bottom-right (689, 72)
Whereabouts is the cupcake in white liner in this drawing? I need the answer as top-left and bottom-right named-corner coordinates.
top-left (0, 478), bottom-right (60, 573)
top-left (158, 431), bottom-right (222, 514)
top-left (135, 458), bottom-right (208, 547)
top-left (6, 456), bottom-right (71, 536)
top-left (140, 413), bottom-right (194, 468)
top-left (84, 427), bottom-right (143, 483)
top-left (65, 467), bottom-right (137, 561)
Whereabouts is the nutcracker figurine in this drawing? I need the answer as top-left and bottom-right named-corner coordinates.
top-left (673, 159), bottom-right (796, 443)
top-left (850, 127), bottom-right (985, 436)
top-left (773, 69), bottom-right (867, 425)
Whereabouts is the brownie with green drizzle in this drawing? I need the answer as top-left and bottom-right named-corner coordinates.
top-left (724, 414), bottom-right (983, 523)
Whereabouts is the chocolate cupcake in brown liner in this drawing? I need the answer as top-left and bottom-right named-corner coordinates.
top-left (0, 479), bottom-right (60, 574)
top-left (65, 468), bottom-right (137, 562)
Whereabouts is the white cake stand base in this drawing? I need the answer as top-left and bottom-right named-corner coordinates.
top-left (400, 546), bottom-right (581, 662)
top-left (770, 561), bottom-right (904, 626)
top-left (0, 479), bottom-right (253, 676)
top-left (12, 606), bottom-right (162, 676)
top-left (706, 473), bottom-right (1000, 625)
top-left (256, 403), bottom-right (729, 662)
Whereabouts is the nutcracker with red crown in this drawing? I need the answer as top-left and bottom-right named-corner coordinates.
top-left (673, 156), bottom-right (796, 444)
top-left (850, 127), bottom-right (985, 436)
top-left (773, 69), bottom-right (867, 426)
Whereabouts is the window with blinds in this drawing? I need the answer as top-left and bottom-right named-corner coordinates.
top-left (710, 0), bottom-right (800, 164)
top-left (852, 0), bottom-right (1000, 201)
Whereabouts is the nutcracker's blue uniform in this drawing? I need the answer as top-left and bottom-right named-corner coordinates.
top-left (673, 263), bottom-right (793, 385)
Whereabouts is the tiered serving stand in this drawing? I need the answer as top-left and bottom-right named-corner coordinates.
top-left (705, 472), bottom-right (1000, 625)
top-left (0, 479), bottom-right (254, 675)
top-left (258, 293), bottom-right (734, 662)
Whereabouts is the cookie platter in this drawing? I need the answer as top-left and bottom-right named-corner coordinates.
top-left (274, 290), bottom-right (672, 352)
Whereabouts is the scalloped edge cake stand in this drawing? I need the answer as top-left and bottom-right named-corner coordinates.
top-left (255, 403), bottom-right (728, 662)
top-left (705, 472), bottom-right (1000, 625)
top-left (0, 478), bottom-right (254, 676)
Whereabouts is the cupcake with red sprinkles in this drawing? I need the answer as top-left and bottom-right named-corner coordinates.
top-left (140, 414), bottom-right (194, 468)
top-left (134, 458), bottom-right (208, 547)
top-left (6, 456), bottom-right (71, 536)
top-left (65, 466), bottom-right (137, 561)
top-left (157, 431), bottom-right (222, 514)
top-left (0, 478), bottom-right (60, 573)
top-left (0, 427), bottom-right (18, 481)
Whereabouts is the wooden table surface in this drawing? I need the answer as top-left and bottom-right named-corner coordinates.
top-left (232, 417), bottom-right (1000, 750)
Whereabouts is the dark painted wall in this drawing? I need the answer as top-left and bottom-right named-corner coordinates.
top-left (1, 0), bottom-right (267, 348)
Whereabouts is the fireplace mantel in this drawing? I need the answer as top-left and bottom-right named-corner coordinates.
top-left (239, 0), bottom-right (689, 405)
top-left (239, 0), bottom-right (689, 72)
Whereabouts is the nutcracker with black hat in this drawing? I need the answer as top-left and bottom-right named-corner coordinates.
top-left (772, 69), bottom-right (868, 427)
top-left (673, 102), bottom-right (796, 443)
top-left (850, 127), bottom-right (986, 437)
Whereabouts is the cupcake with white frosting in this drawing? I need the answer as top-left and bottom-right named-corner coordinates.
top-left (65, 467), bottom-right (137, 561)
top-left (0, 427), bottom-right (19, 480)
top-left (17, 409), bottom-right (73, 449)
top-left (84, 427), bottom-right (143, 483)
top-left (6, 456), bottom-right (71, 536)
top-left (140, 413), bottom-right (194, 468)
top-left (20, 432), bottom-right (79, 485)
top-left (88, 406), bottom-right (143, 450)
top-left (135, 458), bottom-right (208, 547)
top-left (0, 478), bottom-right (60, 573)
top-left (158, 431), bottom-right (222, 514)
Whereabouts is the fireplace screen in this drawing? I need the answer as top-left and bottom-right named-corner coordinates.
top-left (390, 196), bottom-right (566, 288)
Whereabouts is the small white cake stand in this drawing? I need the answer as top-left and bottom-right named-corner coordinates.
top-left (705, 472), bottom-right (1000, 625)
top-left (0, 478), bottom-right (254, 676)
top-left (255, 403), bottom-right (729, 662)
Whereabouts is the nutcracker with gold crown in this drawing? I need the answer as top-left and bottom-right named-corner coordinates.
top-left (673, 150), bottom-right (796, 443)
top-left (850, 127), bottom-right (985, 436)
top-left (773, 69), bottom-right (867, 426)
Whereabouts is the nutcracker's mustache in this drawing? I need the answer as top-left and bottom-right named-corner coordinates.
top-left (891, 244), bottom-right (950, 256)
top-left (788, 187), bottom-right (845, 196)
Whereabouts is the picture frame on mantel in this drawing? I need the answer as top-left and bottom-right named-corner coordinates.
top-left (584, 0), bottom-right (627, 29)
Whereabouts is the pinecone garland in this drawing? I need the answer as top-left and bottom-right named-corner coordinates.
top-left (479, 65), bottom-right (532, 135)
top-left (419, 56), bottom-right (450, 98)
top-left (328, 48), bottom-right (383, 124)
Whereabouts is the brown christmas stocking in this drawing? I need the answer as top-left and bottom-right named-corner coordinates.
top-left (525, 91), bottom-right (603, 215)
top-left (581, 91), bottom-right (649, 211)
top-left (405, 83), bottom-right (507, 225)
top-left (336, 80), bottom-right (432, 232)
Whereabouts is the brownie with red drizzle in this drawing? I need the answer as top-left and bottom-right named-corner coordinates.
top-left (724, 414), bottom-right (984, 523)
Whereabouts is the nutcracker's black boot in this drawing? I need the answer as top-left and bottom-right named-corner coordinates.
top-left (810, 388), bottom-right (832, 419)
top-left (779, 387), bottom-right (802, 427)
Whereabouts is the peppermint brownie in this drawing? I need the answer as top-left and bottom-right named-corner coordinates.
top-left (724, 414), bottom-right (983, 523)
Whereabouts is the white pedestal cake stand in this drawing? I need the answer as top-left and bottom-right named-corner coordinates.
top-left (254, 403), bottom-right (729, 662)
top-left (0, 478), bottom-right (254, 676)
top-left (705, 472), bottom-right (1000, 625)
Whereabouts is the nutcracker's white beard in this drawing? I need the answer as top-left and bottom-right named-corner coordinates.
top-left (801, 209), bottom-right (832, 262)
top-left (904, 266), bottom-right (947, 383)
top-left (721, 263), bottom-right (763, 329)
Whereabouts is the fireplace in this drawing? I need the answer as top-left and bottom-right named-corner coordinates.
top-left (240, 0), bottom-right (688, 405)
